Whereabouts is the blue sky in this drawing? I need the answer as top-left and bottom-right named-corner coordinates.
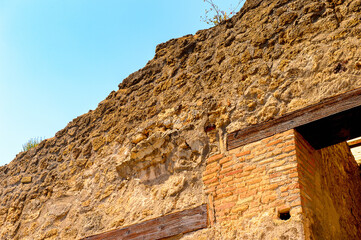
top-left (0, 0), bottom-right (243, 166)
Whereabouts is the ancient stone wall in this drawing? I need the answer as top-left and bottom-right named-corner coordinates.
top-left (0, 0), bottom-right (361, 239)
top-left (296, 131), bottom-right (361, 239)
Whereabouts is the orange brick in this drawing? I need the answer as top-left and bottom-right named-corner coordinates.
top-left (232, 162), bottom-right (244, 169)
top-left (220, 166), bottom-right (233, 175)
top-left (272, 164), bottom-right (297, 173)
top-left (266, 139), bottom-right (283, 147)
top-left (269, 172), bottom-right (282, 179)
top-left (269, 183), bottom-right (279, 190)
top-left (290, 189), bottom-right (301, 194)
top-left (274, 151), bottom-right (295, 160)
top-left (229, 146), bottom-right (243, 155)
top-left (236, 150), bottom-right (251, 158)
top-left (266, 146), bottom-right (276, 152)
top-left (269, 199), bottom-right (286, 208)
top-left (280, 185), bottom-right (289, 192)
top-left (244, 189), bottom-right (257, 198)
top-left (228, 178), bottom-right (242, 185)
top-left (258, 158), bottom-right (273, 165)
top-left (288, 182), bottom-right (300, 190)
top-left (281, 192), bottom-right (289, 197)
top-left (252, 166), bottom-right (266, 173)
top-left (287, 195), bottom-right (299, 202)
top-left (207, 154), bottom-right (224, 163)
top-left (270, 175), bottom-right (288, 184)
top-left (251, 154), bottom-right (266, 163)
top-left (245, 154), bottom-right (255, 160)
top-left (246, 178), bottom-right (262, 186)
top-left (239, 171), bottom-right (252, 178)
top-left (222, 195), bottom-right (238, 204)
top-left (217, 183), bottom-right (227, 189)
top-left (205, 163), bottom-right (220, 171)
top-left (260, 183), bottom-right (277, 192)
top-left (204, 177), bottom-right (218, 185)
top-left (204, 164), bottom-right (220, 174)
top-left (215, 191), bottom-right (233, 200)
top-left (283, 139), bottom-right (295, 146)
top-left (202, 172), bottom-right (217, 182)
top-left (205, 186), bottom-right (216, 194)
top-left (284, 168), bottom-right (298, 175)
top-left (248, 183), bottom-right (261, 190)
top-left (206, 182), bottom-right (220, 189)
top-left (290, 199), bottom-right (302, 207)
top-left (215, 202), bottom-right (236, 211)
top-left (261, 193), bottom-right (277, 204)
top-left (265, 151), bottom-right (274, 158)
top-left (226, 168), bottom-right (243, 177)
top-left (261, 137), bottom-right (272, 144)
top-left (278, 204), bottom-right (291, 213)
top-left (283, 145), bottom-right (296, 153)
top-left (235, 186), bottom-right (248, 194)
top-left (223, 186), bottom-right (237, 193)
top-left (235, 181), bottom-right (246, 188)
top-left (272, 148), bottom-right (283, 156)
top-left (206, 161), bottom-right (218, 170)
top-left (269, 160), bottom-right (286, 169)
top-left (220, 175), bottom-right (233, 183)
top-left (222, 160), bottom-right (236, 169)
top-left (243, 165), bottom-right (256, 172)
top-left (220, 156), bottom-right (233, 165)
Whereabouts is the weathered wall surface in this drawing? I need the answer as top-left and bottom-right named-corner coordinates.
top-left (0, 0), bottom-right (361, 239)
top-left (296, 131), bottom-right (361, 240)
top-left (201, 130), bottom-right (304, 239)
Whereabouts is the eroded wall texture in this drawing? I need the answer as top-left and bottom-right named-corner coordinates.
top-left (0, 0), bottom-right (361, 239)
top-left (296, 131), bottom-right (361, 240)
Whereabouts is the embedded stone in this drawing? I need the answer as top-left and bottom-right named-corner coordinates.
top-left (21, 176), bottom-right (32, 184)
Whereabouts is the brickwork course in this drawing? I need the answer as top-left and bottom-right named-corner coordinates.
top-left (1, 0), bottom-right (361, 239)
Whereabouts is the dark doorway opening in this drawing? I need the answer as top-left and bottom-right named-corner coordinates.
top-left (295, 104), bottom-right (361, 239)
top-left (296, 105), bottom-right (361, 151)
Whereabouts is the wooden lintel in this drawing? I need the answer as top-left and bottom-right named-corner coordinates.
top-left (348, 138), bottom-right (361, 148)
top-left (81, 205), bottom-right (208, 240)
top-left (227, 88), bottom-right (361, 150)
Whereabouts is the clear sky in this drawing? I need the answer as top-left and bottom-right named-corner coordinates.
top-left (0, 0), bottom-right (243, 166)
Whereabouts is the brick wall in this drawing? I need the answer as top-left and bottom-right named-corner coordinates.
top-left (202, 130), bottom-right (304, 237)
top-left (295, 131), bottom-right (361, 239)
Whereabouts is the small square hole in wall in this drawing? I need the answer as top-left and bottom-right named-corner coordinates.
top-left (278, 207), bottom-right (291, 221)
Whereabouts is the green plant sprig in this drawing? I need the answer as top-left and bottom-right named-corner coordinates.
top-left (22, 137), bottom-right (43, 152)
top-left (201, 0), bottom-right (245, 26)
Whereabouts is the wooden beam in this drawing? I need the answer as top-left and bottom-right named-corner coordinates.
top-left (227, 88), bottom-right (361, 150)
top-left (348, 138), bottom-right (361, 148)
top-left (81, 205), bottom-right (208, 240)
